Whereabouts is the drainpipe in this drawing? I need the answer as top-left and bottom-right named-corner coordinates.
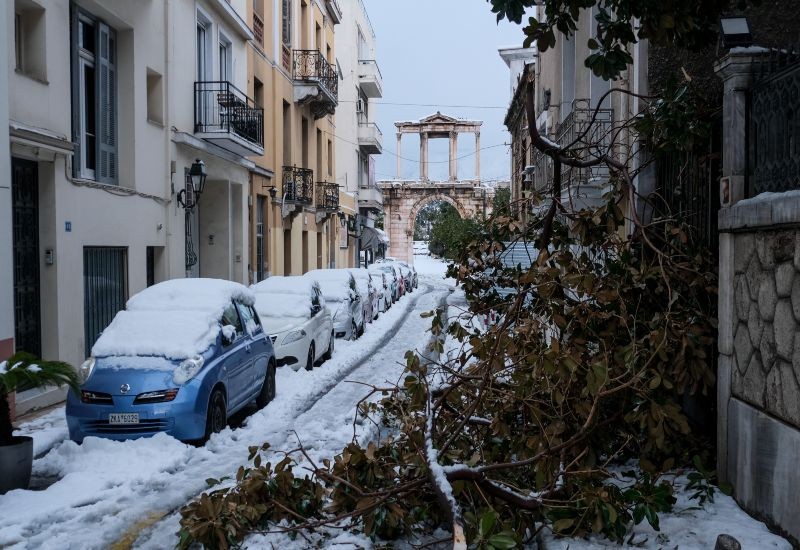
top-left (163, 0), bottom-right (173, 278)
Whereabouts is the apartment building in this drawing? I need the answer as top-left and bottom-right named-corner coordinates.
top-left (334, 0), bottom-right (385, 266)
top-left (247, 0), bottom-right (355, 279)
top-left (1, 0), bottom-right (260, 414)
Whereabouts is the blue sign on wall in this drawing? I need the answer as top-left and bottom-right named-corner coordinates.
top-left (65, 221), bottom-right (72, 232)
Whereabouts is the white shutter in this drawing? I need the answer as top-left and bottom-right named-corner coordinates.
top-left (97, 22), bottom-right (117, 184)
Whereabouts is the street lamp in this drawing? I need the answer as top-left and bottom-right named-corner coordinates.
top-left (178, 158), bottom-right (208, 210)
top-left (719, 16), bottom-right (752, 49)
top-left (268, 186), bottom-right (277, 200)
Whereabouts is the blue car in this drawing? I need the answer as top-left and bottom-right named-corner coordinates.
top-left (66, 279), bottom-right (276, 443)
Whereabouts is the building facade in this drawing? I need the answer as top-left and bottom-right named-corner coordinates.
top-left (334, 0), bottom-right (385, 266)
top-left (246, 0), bottom-right (351, 280)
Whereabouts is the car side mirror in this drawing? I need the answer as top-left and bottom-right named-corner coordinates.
top-left (221, 325), bottom-right (236, 346)
top-left (310, 304), bottom-right (321, 317)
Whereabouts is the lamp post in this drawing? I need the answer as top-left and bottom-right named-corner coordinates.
top-left (719, 16), bottom-right (752, 49)
top-left (179, 158), bottom-right (208, 273)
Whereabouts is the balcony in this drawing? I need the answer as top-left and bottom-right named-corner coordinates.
top-left (316, 182), bottom-right (340, 211)
top-left (293, 50), bottom-right (338, 119)
top-left (357, 60), bottom-right (383, 98)
top-left (358, 184), bottom-right (383, 211)
top-left (358, 122), bottom-right (383, 154)
top-left (282, 166), bottom-right (314, 205)
top-left (194, 81), bottom-right (264, 156)
top-left (325, 0), bottom-right (342, 24)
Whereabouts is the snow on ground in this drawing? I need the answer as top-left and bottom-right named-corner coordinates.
top-left (0, 267), bottom-right (451, 550)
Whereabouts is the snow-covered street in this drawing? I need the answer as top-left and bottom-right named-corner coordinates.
top-left (0, 257), bottom-right (454, 550)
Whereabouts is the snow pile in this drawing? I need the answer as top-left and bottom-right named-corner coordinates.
top-left (254, 293), bottom-right (312, 320)
top-left (91, 279), bottom-right (254, 360)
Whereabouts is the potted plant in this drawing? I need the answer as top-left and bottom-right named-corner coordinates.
top-left (1, 351), bottom-right (77, 494)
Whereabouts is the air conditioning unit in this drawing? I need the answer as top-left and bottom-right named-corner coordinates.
top-left (356, 98), bottom-right (365, 113)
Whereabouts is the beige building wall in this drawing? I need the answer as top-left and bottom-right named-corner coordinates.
top-left (246, 0), bottom-right (350, 279)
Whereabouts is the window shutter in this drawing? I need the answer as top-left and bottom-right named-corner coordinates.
top-left (96, 22), bottom-right (117, 185)
top-left (69, 6), bottom-right (81, 178)
top-left (282, 0), bottom-right (291, 46)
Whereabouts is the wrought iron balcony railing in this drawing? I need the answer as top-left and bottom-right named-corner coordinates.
top-left (194, 81), bottom-right (264, 151)
top-left (293, 50), bottom-right (338, 101)
top-left (533, 99), bottom-right (612, 193)
top-left (282, 166), bottom-right (314, 204)
top-left (316, 182), bottom-right (339, 211)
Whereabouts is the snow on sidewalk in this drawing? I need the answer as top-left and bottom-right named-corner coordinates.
top-left (0, 278), bottom-right (445, 550)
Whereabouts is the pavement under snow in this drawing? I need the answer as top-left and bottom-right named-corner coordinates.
top-left (1, 256), bottom-right (791, 549)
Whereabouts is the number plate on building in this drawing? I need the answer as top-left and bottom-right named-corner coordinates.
top-left (109, 413), bottom-right (139, 424)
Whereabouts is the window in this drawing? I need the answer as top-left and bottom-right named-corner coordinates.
top-left (327, 139), bottom-right (333, 177)
top-left (256, 195), bottom-right (266, 281)
top-left (221, 303), bottom-right (244, 344)
top-left (219, 36), bottom-right (231, 81)
top-left (283, 229), bottom-right (292, 274)
top-left (236, 302), bottom-right (261, 336)
top-left (357, 27), bottom-right (367, 60)
top-left (196, 21), bottom-right (208, 80)
top-left (146, 68), bottom-right (163, 124)
top-left (14, 1), bottom-right (47, 80)
top-left (72, 10), bottom-right (117, 184)
top-left (282, 101), bottom-right (291, 165)
top-left (253, 77), bottom-right (264, 108)
top-left (281, 0), bottom-right (292, 48)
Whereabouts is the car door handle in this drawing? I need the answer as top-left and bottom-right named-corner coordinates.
top-left (245, 344), bottom-right (252, 353)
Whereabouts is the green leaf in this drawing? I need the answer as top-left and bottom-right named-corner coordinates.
top-left (488, 533), bottom-right (518, 549)
top-left (479, 510), bottom-right (497, 536)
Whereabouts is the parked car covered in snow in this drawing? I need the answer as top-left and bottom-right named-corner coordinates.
top-left (368, 268), bottom-right (392, 312)
top-left (306, 270), bottom-right (364, 340)
top-left (252, 277), bottom-right (334, 372)
top-left (374, 264), bottom-right (400, 302)
top-left (351, 268), bottom-right (380, 321)
top-left (66, 279), bottom-right (275, 443)
top-left (385, 261), bottom-right (415, 293)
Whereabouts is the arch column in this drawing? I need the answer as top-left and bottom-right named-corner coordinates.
top-left (396, 133), bottom-right (402, 179)
top-left (420, 132), bottom-right (429, 181)
top-left (449, 131), bottom-right (458, 181)
top-left (475, 131), bottom-right (481, 181)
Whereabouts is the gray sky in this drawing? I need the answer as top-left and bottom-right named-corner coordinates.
top-left (361, 0), bottom-right (524, 185)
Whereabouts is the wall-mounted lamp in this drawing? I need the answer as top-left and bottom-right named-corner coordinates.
top-left (719, 16), bottom-right (752, 49)
top-left (522, 165), bottom-right (535, 184)
top-left (268, 186), bottom-right (277, 200)
top-left (178, 158), bottom-right (208, 210)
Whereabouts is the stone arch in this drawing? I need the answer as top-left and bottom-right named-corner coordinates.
top-left (407, 193), bottom-right (469, 239)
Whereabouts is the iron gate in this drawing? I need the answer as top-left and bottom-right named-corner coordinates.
top-left (83, 247), bottom-right (128, 357)
top-left (12, 158), bottom-right (41, 357)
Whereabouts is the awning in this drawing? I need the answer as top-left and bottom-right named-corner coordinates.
top-left (360, 227), bottom-right (390, 250)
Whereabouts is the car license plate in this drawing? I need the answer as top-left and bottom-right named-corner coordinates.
top-left (109, 413), bottom-right (139, 424)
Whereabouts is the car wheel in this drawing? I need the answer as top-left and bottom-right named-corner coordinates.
top-left (305, 344), bottom-right (315, 371)
top-left (256, 361), bottom-right (276, 408)
top-left (358, 321), bottom-right (365, 337)
top-left (351, 321), bottom-right (358, 341)
top-left (324, 332), bottom-right (334, 361)
top-left (205, 389), bottom-right (227, 440)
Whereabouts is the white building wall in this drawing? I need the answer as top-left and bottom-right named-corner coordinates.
top-left (0, 4), bottom-right (14, 361)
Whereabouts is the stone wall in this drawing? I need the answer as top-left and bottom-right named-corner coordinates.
top-left (719, 194), bottom-right (800, 545)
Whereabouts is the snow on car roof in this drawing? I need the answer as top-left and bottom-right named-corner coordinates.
top-left (254, 292), bottom-right (312, 320)
top-left (306, 269), bottom-right (352, 282)
top-left (252, 276), bottom-right (315, 295)
top-left (91, 278), bottom-right (254, 360)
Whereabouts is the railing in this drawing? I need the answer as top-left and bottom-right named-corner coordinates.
top-left (358, 59), bottom-right (383, 80)
top-left (749, 48), bottom-right (800, 196)
top-left (316, 182), bottom-right (339, 210)
top-left (194, 81), bottom-right (264, 148)
top-left (554, 99), bottom-right (613, 190)
top-left (282, 166), bottom-right (314, 204)
top-left (252, 12), bottom-right (264, 47)
top-left (293, 50), bottom-right (338, 101)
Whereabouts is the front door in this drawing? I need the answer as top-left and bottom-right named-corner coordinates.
top-left (11, 158), bottom-right (42, 357)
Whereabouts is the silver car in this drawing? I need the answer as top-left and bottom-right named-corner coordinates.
top-left (306, 270), bottom-right (365, 340)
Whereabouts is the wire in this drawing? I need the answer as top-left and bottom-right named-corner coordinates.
top-left (337, 100), bottom-right (508, 110)
top-left (324, 129), bottom-right (510, 164)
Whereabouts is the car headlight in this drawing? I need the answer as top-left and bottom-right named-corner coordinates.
top-left (173, 355), bottom-right (205, 385)
top-left (134, 389), bottom-right (179, 404)
top-left (283, 329), bottom-right (307, 345)
top-left (78, 357), bottom-right (96, 384)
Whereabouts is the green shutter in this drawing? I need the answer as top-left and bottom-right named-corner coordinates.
top-left (96, 22), bottom-right (117, 184)
top-left (69, 5), bottom-right (81, 177)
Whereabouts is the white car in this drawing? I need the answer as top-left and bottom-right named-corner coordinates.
top-left (368, 268), bottom-right (392, 312)
top-left (305, 270), bottom-right (365, 340)
top-left (252, 277), bottom-right (334, 371)
top-left (351, 268), bottom-right (380, 321)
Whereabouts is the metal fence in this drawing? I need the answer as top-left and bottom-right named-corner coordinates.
top-left (316, 182), bottom-right (339, 211)
top-left (194, 80), bottom-right (264, 148)
top-left (748, 48), bottom-right (800, 196)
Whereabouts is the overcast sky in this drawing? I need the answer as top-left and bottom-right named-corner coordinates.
top-left (361, 0), bottom-right (524, 184)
